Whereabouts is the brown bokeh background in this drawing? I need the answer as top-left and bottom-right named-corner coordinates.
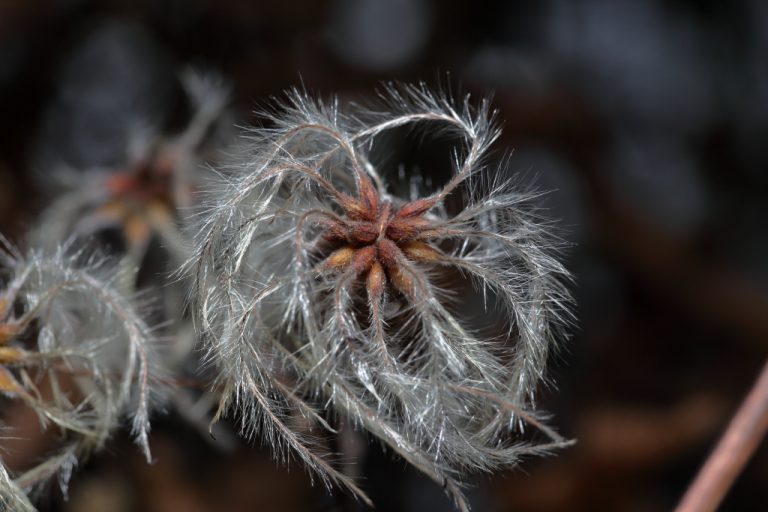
top-left (1, 1), bottom-right (767, 511)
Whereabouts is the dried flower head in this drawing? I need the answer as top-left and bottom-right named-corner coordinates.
top-left (32, 69), bottom-right (230, 264)
top-left (0, 237), bottom-right (163, 507)
top-left (28, 70), bottom-right (230, 377)
top-left (187, 84), bottom-right (572, 510)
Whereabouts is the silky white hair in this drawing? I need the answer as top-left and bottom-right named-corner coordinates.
top-left (186, 83), bottom-right (572, 510)
top-left (0, 238), bottom-right (163, 508)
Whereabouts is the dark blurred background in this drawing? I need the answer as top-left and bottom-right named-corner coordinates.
top-left (1, 1), bottom-right (767, 511)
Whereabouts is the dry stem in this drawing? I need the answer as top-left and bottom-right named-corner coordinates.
top-left (675, 360), bottom-right (768, 512)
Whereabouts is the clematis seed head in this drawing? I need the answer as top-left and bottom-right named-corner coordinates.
top-left (186, 82), bottom-right (573, 511)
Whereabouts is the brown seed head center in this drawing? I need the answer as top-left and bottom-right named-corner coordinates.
top-left (318, 175), bottom-right (442, 301)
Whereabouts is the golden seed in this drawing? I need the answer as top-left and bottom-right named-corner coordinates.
top-left (321, 246), bottom-right (357, 271)
top-left (401, 241), bottom-right (441, 262)
top-left (366, 261), bottom-right (386, 302)
top-left (0, 366), bottom-right (21, 394)
top-left (0, 322), bottom-right (18, 345)
top-left (0, 346), bottom-right (26, 363)
top-left (388, 265), bottom-right (414, 300)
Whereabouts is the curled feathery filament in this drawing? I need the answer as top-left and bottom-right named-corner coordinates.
top-left (186, 83), bottom-right (572, 510)
top-left (0, 238), bottom-right (163, 506)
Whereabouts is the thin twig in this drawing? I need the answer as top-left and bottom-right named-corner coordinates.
top-left (675, 360), bottom-right (768, 512)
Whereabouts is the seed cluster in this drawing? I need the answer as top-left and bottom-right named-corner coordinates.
top-left (0, 244), bottom-right (159, 504)
top-left (316, 171), bottom-right (443, 306)
top-left (188, 85), bottom-right (572, 512)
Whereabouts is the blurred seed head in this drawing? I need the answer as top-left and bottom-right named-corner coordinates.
top-left (28, 68), bottom-right (231, 375)
top-left (186, 83), bottom-right (572, 510)
top-left (31, 67), bottom-right (231, 261)
top-left (0, 237), bottom-right (165, 507)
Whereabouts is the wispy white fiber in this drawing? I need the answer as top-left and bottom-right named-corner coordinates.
top-left (186, 83), bottom-right (572, 510)
top-left (0, 237), bottom-right (164, 509)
